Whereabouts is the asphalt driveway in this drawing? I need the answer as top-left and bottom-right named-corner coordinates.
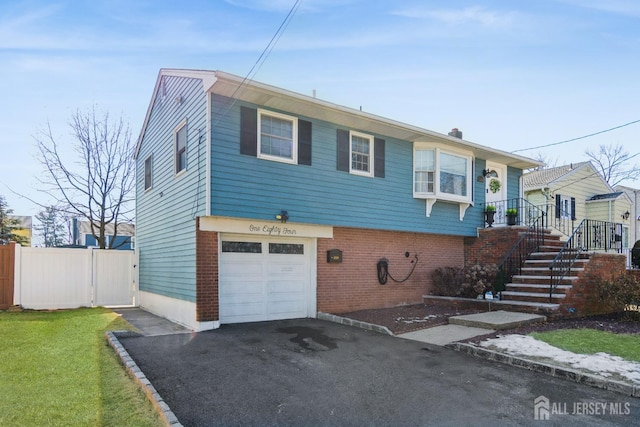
top-left (118, 319), bottom-right (639, 426)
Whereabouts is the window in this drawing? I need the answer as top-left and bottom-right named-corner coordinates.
top-left (269, 243), bottom-right (304, 254)
top-left (258, 109), bottom-right (297, 164)
top-left (440, 152), bottom-right (467, 197)
top-left (222, 241), bottom-right (262, 253)
top-left (144, 155), bottom-right (152, 190)
top-left (350, 131), bottom-right (373, 176)
top-left (413, 144), bottom-right (472, 203)
top-left (414, 149), bottom-right (435, 193)
top-left (336, 129), bottom-right (385, 177)
top-left (240, 107), bottom-right (312, 165)
top-left (175, 121), bottom-right (187, 174)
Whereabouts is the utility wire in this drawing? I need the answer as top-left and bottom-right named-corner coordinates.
top-left (512, 118), bottom-right (640, 153)
top-left (212, 0), bottom-right (303, 124)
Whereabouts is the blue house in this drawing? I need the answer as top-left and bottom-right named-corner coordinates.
top-left (72, 220), bottom-right (135, 250)
top-left (134, 69), bottom-right (539, 331)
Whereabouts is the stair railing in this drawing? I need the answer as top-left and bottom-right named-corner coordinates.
top-left (495, 201), bottom-right (546, 291)
top-left (548, 219), bottom-right (623, 301)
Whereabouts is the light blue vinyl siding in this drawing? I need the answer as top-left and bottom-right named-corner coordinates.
top-left (209, 96), bottom-right (509, 236)
top-left (136, 76), bottom-right (207, 302)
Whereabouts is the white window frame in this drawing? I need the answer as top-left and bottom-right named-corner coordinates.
top-left (413, 143), bottom-right (474, 219)
top-left (257, 109), bottom-right (298, 164)
top-left (144, 154), bottom-right (153, 191)
top-left (349, 130), bottom-right (374, 177)
top-left (560, 195), bottom-right (572, 219)
top-left (174, 119), bottom-right (187, 176)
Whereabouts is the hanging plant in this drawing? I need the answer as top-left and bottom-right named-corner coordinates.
top-left (489, 178), bottom-right (501, 193)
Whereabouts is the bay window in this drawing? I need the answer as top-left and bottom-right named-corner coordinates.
top-left (413, 143), bottom-right (473, 218)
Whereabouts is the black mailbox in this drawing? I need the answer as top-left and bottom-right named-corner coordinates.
top-left (327, 249), bottom-right (343, 263)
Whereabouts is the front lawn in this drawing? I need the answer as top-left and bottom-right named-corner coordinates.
top-left (0, 307), bottom-right (162, 426)
top-left (530, 328), bottom-right (640, 363)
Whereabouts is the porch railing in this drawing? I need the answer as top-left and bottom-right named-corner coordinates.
top-left (549, 219), bottom-right (623, 301)
top-left (484, 198), bottom-right (548, 229)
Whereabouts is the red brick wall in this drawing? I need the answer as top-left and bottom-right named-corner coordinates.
top-left (464, 226), bottom-right (526, 267)
top-left (317, 227), bottom-right (464, 314)
top-left (195, 219), bottom-right (219, 322)
top-left (563, 253), bottom-right (628, 317)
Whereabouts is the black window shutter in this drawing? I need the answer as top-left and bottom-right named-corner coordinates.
top-left (240, 106), bottom-right (257, 156)
top-left (298, 119), bottom-right (312, 165)
top-left (555, 194), bottom-right (561, 219)
top-left (336, 129), bottom-right (349, 171)
top-left (374, 138), bottom-right (385, 178)
top-left (570, 197), bottom-right (576, 220)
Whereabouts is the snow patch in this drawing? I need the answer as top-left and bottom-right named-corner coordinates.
top-left (480, 334), bottom-right (640, 384)
top-left (396, 315), bottom-right (438, 324)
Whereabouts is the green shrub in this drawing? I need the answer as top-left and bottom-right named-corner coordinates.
top-left (431, 266), bottom-right (465, 297)
top-left (431, 264), bottom-right (499, 298)
top-left (632, 240), bottom-right (640, 269)
top-left (597, 272), bottom-right (640, 319)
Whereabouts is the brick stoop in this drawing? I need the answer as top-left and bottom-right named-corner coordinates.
top-left (464, 227), bottom-right (627, 318)
top-left (500, 233), bottom-right (584, 314)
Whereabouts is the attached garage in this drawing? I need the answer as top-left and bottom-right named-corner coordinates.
top-left (219, 234), bottom-right (316, 324)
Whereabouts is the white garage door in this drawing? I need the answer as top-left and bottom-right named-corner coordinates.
top-left (219, 235), bottom-right (314, 324)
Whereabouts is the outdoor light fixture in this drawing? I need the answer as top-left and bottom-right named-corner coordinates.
top-left (275, 210), bottom-right (289, 223)
top-left (483, 169), bottom-right (498, 178)
top-left (622, 211), bottom-right (630, 220)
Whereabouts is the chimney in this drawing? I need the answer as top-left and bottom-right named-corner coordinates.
top-left (448, 128), bottom-right (462, 138)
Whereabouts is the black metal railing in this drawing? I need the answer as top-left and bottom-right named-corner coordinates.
top-left (549, 219), bottom-right (624, 301)
top-left (484, 198), bottom-right (548, 229)
top-left (535, 203), bottom-right (575, 237)
top-left (496, 215), bottom-right (546, 291)
top-left (487, 199), bottom-right (546, 291)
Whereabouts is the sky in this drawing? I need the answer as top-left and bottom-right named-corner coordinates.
top-left (2, 0), bottom-right (640, 220)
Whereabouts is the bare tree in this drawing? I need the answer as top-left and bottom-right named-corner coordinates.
top-left (530, 152), bottom-right (558, 171)
top-left (585, 144), bottom-right (640, 187)
top-left (35, 106), bottom-right (135, 249)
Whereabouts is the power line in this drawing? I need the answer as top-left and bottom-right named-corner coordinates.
top-left (215, 0), bottom-right (303, 120)
top-left (512, 118), bottom-right (640, 153)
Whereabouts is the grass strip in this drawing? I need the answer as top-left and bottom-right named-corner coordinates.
top-left (0, 307), bottom-right (163, 426)
top-left (530, 328), bottom-right (640, 363)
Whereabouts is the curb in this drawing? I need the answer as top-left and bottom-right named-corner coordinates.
top-left (317, 312), bottom-right (394, 335)
top-left (105, 331), bottom-right (183, 426)
top-left (446, 342), bottom-right (640, 399)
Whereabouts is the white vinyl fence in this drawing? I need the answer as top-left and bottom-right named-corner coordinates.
top-left (13, 246), bottom-right (137, 310)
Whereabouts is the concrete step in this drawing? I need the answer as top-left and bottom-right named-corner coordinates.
top-left (519, 267), bottom-right (584, 276)
top-left (511, 275), bottom-right (578, 285)
top-left (505, 283), bottom-right (571, 294)
top-left (523, 259), bottom-right (589, 266)
top-left (501, 291), bottom-right (566, 303)
top-left (448, 310), bottom-right (546, 330)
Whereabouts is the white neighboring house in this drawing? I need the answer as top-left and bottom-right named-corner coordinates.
top-left (72, 220), bottom-right (135, 250)
top-left (615, 185), bottom-right (640, 247)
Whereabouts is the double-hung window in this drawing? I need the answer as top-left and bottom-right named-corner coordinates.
top-left (414, 149), bottom-right (435, 193)
top-left (350, 131), bottom-right (373, 176)
top-left (144, 155), bottom-right (153, 191)
top-left (258, 109), bottom-right (298, 164)
top-left (175, 121), bottom-right (187, 174)
top-left (413, 143), bottom-right (473, 217)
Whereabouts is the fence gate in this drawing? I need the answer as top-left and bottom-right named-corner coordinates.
top-left (0, 243), bottom-right (15, 309)
top-left (93, 250), bottom-right (136, 307)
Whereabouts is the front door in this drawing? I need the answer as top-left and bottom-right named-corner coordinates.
top-left (485, 162), bottom-right (507, 224)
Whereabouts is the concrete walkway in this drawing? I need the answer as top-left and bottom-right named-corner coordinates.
top-left (398, 310), bottom-right (545, 346)
top-left (112, 307), bottom-right (190, 336)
